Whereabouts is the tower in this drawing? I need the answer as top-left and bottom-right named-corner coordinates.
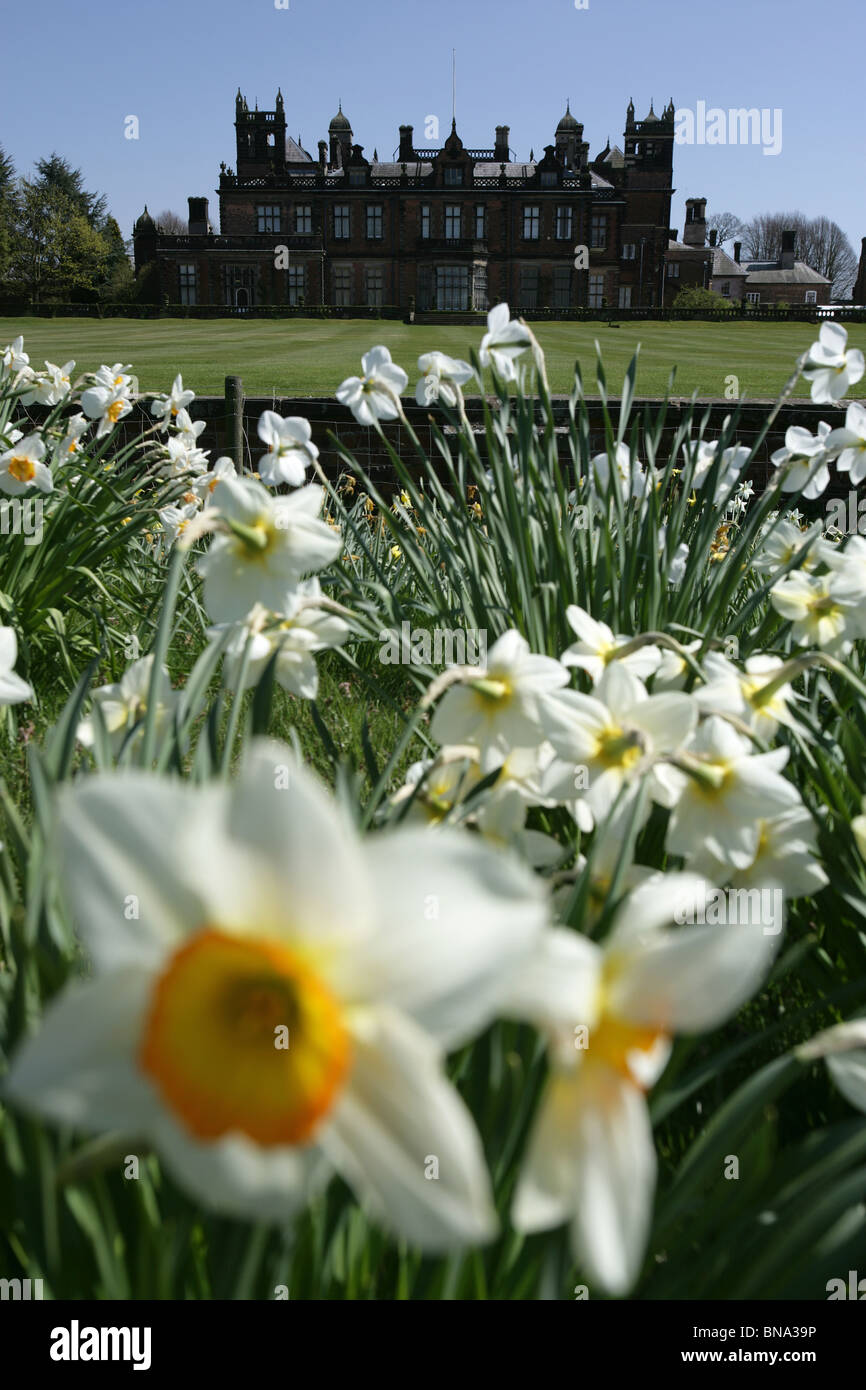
top-left (624, 98), bottom-right (675, 172)
top-left (235, 89), bottom-right (287, 177)
top-left (329, 102), bottom-right (353, 168)
top-left (554, 102), bottom-right (588, 170)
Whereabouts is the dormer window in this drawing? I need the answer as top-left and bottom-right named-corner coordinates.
top-left (349, 169), bottom-right (366, 186)
top-left (540, 171), bottom-right (557, 187)
top-left (444, 166), bottom-right (464, 186)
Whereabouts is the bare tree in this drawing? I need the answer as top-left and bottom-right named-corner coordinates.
top-left (740, 211), bottom-right (857, 298)
top-left (706, 211), bottom-right (743, 249)
top-left (154, 208), bottom-right (187, 234)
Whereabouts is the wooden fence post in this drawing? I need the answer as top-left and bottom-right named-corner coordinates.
top-left (225, 375), bottom-right (244, 470)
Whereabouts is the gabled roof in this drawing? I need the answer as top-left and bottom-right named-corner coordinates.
top-left (712, 248), bottom-right (748, 277)
top-left (285, 136), bottom-right (313, 163)
top-left (744, 261), bottom-right (830, 285)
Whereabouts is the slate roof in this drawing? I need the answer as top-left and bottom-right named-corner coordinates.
top-left (712, 248), bottom-right (748, 277)
top-left (744, 261), bottom-right (830, 285)
top-left (285, 136), bottom-right (314, 163)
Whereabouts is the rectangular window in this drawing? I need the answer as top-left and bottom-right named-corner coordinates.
top-left (295, 205), bottom-right (312, 235)
top-left (444, 166), bottom-right (464, 186)
top-left (256, 204), bottom-right (281, 234)
top-left (366, 205), bottom-right (384, 240)
top-left (420, 205), bottom-right (431, 239)
top-left (365, 266), bottom-right (384, 306)
top-left (555, 206), bottom-right (573, 241)
top-left (523, 206), bottom-right (540, 240)
top-left (333, 265), bottom-right (353, 306)
top-left (224, 264), bottom-right (255, 308)
top-left (473, 264), bottom-right (488, 311)
top-left (747, 291), bottom-right (760, 304)
top-left (622, 243), bottom-right (636, 260)
top-left (720, 281), bottom-right (731, 297)
top-left (348, 169), bottom-right (366, 186)
top-left (588, 272), bottom-right (604, 308)
top-left (590, 214), bottom-right (607, 250)
top-left (178, 264), bottom-right (197, 306)
top-left (444, 205), bottom-right (462, 241)
top-left (333, 205), bottom-right (350, 240)
top-left (540, 171), bottom-right (557, 187)
top-left (519, 265), bottom-right (539, 310)
top-left (553, 265), bottom-right (572, 308)
top-left (618, 286), bottom-right (632, 308)
top-left (436, 265), bottom-right (469, 311)
top-left (475, 205), bottom-right (486, 240)
top-left (287, 266), bottom-right (305, 306)
top-left (805, 289), bottom-right (817, 305)
top-left (666, 262), bottom-right (680, 279)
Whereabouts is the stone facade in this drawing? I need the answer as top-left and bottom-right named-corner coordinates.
top-left (133, 93), bottom-right (676, 313)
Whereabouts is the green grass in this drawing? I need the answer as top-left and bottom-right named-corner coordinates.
top-left (4, 315), bottom-right (865, 401)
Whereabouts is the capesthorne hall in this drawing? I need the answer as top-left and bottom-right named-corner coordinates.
top-left (132, 90), bottom-right (677, 314)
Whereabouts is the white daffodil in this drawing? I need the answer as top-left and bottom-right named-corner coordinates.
top-left (770, 424), bottom-right (834, 500)
top-left (751, 518), bottom-right (823, 575)
top-left (21, 360), bottom-right (75, 408)
top-left (217, 584), bottom-right (350, 700)
top-left (172, 409), bottom-right (207, 450)
top-left (81, 382), bottom-right (133, 437)
top-left (653, 639), bottom-right (702, 692)
top-left (429, 629), bottom-right (569, 771)
top-left (57, 413), bottom-right (91, 460)
top-left (694, 652), bottom-right (800, 740)
top-left (802, 322), bottom-right (865, 404)
top-left (77, 655), bottom-right (178, 755)
top-left (158, 502), bottom-right (201, 550)
top-left (821, 534), bottom-right (866, 592)
top-left (545, 664), bottom-right (697, 824)
top-left (163, 435), bottom-right (209, 478)
top-left (688, 441), bottom-right (750, 501)
top-left (257, 412), bottom-right (319, 488)
top-left (685, 804), bottom-right (827, 902)
top-left (797, 1020), bottom-right (866, 1114)
top-left (151, 374), bottom-right (196, 429)
top-left (560, 796), bottom-right (662, 928)
top-left (589, 444), bottom-right (650, 502)
top-left (665, 715), bottom-right (801, 870)
top-left (503, 873), bottom-right (779, 1294)
top-left (1, 336), bottom-right (29, 378)
top-left (391, 755), bottom-right (483, 826)
top-left (5, 744), bottom-right (547, 1246)
top-left (827, 401), bottom-right (866, 486)
top-left (469, 745), bottom-right (568, 869)
top-left (770, 569), bottom-right (864, 652)
top-left (479, 303), bottom-right (532, 382)
top-left (336, 347), bottom-right (408, 425)
top-left (92, 362), bottom-right (134, 391)
top-left (415, 352), bottom-right (474, 408)
top-left (0, 434), bottom-right (53, 495)
top-left (198, 478), bottom-right (342, 623)
top-left (0, 626), bottom-right (33, 705)
top-left (560, 605), bottom-right (661, 685)
top-left (193, 456), bottom-right (237, 506)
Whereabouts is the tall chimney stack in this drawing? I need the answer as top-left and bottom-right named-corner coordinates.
top-left (780, 229), bottom-right (796, 270)
top-left (494, 125), bottom-right (510, 162)
top-left (398, 125), bottom-right (415, 161)
top-left (733, 241), bottom-right (742, 263)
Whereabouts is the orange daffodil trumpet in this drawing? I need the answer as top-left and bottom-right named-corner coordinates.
top-left (500, 874), bottom-right (780, 1294)
top-left (5, 744), bottom-right (547, 1247)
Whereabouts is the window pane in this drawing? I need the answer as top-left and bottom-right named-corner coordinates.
top-left (523, 206), bottom-right (540, 240)
top-left (421, 205), bottom-right (431, 239)
top-left (333, 266), bottom-right (352, 306)
top-left (445, 205), bottom-right (462, 240)
top-left (588, 273), bottom-right (604, 308)
top-left (366, 206), bottom-right (383, 239)
top-left (333, 206), bottom-right (350, 239)
top-left (590, 214), bottom-right (606, 249)
top-left (365, 267), bottom-right (384, 306)
top-left (436, 265), bottom-right (469, 311)
top-left (555, 207), bottom-right (573, 240)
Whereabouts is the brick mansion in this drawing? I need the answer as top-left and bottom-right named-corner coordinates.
top-left (133, 91), bottom-right (679, 313)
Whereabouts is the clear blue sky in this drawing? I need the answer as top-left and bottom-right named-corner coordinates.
top-left (1, 0), bottom-right (863, 255)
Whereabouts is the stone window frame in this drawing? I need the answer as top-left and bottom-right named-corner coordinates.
top-left (523, 205), bottom-right (541, 241)
top-left (366, 205), bottom-right (384, 240)
top-left (256, 204), bottom-right (282, 234)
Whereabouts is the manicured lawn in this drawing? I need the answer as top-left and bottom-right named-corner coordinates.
top-left (3, 315), bottom-right (865, 401)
